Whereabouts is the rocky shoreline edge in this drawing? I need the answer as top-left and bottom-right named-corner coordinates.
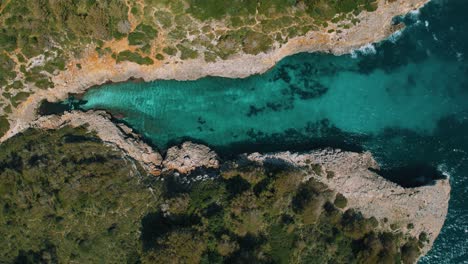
top-left (21, 110), bottom-right (450, 260)
top-left (1, 0), bottom-right (430, 144)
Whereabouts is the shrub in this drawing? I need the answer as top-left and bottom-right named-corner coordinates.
top-left (334, 193), bottom-right (348, 209)
top-left (0, 115), bottom-right (9, 137)
top-left (116, 50), bottom-right (154, 65)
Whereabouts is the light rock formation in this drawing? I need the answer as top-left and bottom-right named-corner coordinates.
top-left (162, 141), bottom-right (219, 174)
top-left (31, 111), bottom-right (163, 175)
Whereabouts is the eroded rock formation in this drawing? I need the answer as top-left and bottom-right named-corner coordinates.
top-left (31, 111), bottom-right (163, 175)
top-left (163, 141), bottom-right (219, 174)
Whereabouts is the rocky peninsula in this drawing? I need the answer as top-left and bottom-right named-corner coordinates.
top-left (16, 109), bottom-right (450, 262)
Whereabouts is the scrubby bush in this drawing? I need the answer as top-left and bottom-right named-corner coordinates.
top-left (334, 193), bottom-right (348, 208)
top-left (0, 115), bottom-right (9, 137)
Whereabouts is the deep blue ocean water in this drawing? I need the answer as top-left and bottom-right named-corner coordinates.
top-left (75, 0), bottom-right (467, 262)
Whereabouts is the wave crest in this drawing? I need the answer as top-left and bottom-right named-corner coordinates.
top-left (350, 43), bottom-right (377, 58)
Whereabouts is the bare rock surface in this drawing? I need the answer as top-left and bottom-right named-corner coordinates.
top-left (247, 149), bottom-right (451, 256)
top-left (31, 111), bottom-right (163, 175)
top-left (162, 142), bottom-right (219, 174)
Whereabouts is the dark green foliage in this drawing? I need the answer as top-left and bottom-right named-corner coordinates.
top-left (163, 46), bottom-right (178, 56)
top-left (419, 232), bottom-right (429, 243)
top-left (334, 193), bottom-right (348, 208)
top-left (187, 0), bottom-right (378, 21)
top-left (177, 43), bottom-right (199, 59)
top-left (0, 0), bottom-right (128, 104)
top-left (13, 243), bottom-right (58, 264)
top-left (155, 53), bottom-right (165, 60)
top-left (129, 23), bottom-right (158, 46)
top-left (0, 53), bottom-right (16, 87)
top-left (187, 0), bottom-right (258, 21)
top-left (0, 127), bottom-right (423, 263)
top-left (268, 224), bottom-right (295, 263)
top-left (11, 92), bottom-right (30, 107)
top-left (34, 78), bottom-right (54, 89)
top-left (303, 0), bottom-right (378, 20)
top-left (140, 162), bottom-right (422, 263)
top-left (115, 50), bottom-right (154, 65)
top-left (0, 127), bottom-right (160, 263)
top-left (401, 238), bottom-right (421, 264)
top-left (0, 115), bottom-right (9, 137)
top-left (129, 31), bottom-right (148, 45)
top-left (2, 0), bottom-right (128, 54)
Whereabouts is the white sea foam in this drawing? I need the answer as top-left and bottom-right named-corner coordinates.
top-left (350, 43), bottom-right (377, 58)
top-left (437, 164), bottom-right (452, 179)
top-left (409, 9), bottom-right (421, 21)
top-left (388, 30), bottom-right (403, 43)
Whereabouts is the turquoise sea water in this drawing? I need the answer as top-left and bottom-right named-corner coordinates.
top-left (77, 0), bottom-right (467, 262)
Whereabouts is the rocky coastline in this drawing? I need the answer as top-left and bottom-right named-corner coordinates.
top-left (31, 111), bottom-right (164, 175)
top-left (0, 0), bottom-right (449, 259)
top-left (0, 0), bottom-right (430, 143)
top-left (18, 109), bottom-right (450, 261)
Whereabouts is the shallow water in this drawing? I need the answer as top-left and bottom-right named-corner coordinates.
top-left (78, 0), bottom-right (468, 261)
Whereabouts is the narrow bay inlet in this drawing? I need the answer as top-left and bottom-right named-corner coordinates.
top-left (0, 0), bottom-right (466, 262)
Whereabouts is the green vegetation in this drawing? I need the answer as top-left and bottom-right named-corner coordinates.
top-left (140, 159), bottom-right (426, 263)
top-left (128, 23), bottom-right (158, 49)
top-left (0, 0), bottom-right (379, 111)
top-left (0, 127), bottom-right (161, 263)
top-left (114, 50), bottom-right (154, 65)
top-left (334, 193), bottom-right (348, 208)
top-left (186, 0), bottom-right (376, 21)
top-left (0, 0), bottom-right (128, 111)
top-left (0, 127), bottom-right (427, 263)
top-left (177, 43), bottom-right (199, 60)
top-left (0, 53), bottom-right (16, 87)
top-left (303, 0), bottom-right (378, 20)
top-left (0, 115), bottom-right (9, 136)
top-left (11, 92), bottom-right (30, 107)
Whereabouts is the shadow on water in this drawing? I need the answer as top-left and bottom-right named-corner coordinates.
top-left (37, 100), bottom-right (71, 116)
top-left (165, 132), bottom-right (365, 161)
top-left (38, 95), bottom-right (454, 190)
top-left (37, 97), bottom-right (87, 116)
top-left (165, 119), bottom-right (367, 160)
top-left (370, 164), bottom-right (447, 188)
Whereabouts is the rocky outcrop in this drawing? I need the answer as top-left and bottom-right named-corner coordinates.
top-left (162, 141), bottom-right (219, 174)
top-left (247, 149), bottom-right (450, 256)
top-left (157, 142), bottom-right (449, 257)
top-left (31, 111), bottom-right (163, 175)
